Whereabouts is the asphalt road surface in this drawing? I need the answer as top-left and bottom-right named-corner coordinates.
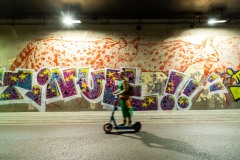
top-left (0, 122), bottom-right (240, 160)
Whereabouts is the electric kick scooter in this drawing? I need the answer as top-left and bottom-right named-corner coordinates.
top-left (103, 96), bottom-right (142, 134)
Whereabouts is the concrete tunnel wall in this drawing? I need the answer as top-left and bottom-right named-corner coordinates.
top-left (0, 24), bottom-right (239, 112)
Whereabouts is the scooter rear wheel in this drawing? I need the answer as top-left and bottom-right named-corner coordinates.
top-left (133, 122), bottom-right (142, 132)
top-left (103, 123), bottom-right (113, 133)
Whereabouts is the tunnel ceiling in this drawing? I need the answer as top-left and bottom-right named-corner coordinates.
top-left (0, 0), bottom-right (240, 20)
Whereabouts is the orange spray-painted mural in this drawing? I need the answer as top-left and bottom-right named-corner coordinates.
top-left (9, 37), bottom-right (221, 76)
top-left (10, 36), bottom-right (240, 81)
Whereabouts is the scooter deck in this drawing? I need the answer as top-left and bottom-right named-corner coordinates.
top-left (114, 125), bottom-right (134, 130)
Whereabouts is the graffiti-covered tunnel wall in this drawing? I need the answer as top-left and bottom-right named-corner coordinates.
top-left (0, 24), bottom-right (239, 112)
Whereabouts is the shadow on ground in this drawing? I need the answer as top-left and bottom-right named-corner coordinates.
top-left (110, 130), bottom-right (216, 159)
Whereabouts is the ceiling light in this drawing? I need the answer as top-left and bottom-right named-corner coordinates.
top-left (208, 18), bottom-right (227, 24)
top-left (63, 17), bottom-right (81, 24)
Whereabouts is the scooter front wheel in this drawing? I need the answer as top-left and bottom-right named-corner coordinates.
top-left (103, 123), bottom-right (113, 133)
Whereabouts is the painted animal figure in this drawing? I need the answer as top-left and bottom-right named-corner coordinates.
top-left (9, 37), bottom-right (140, 71)
top-left (131, 37), bottom-right (219, 74)
top-left (211, 37), bottom-right (240, 76)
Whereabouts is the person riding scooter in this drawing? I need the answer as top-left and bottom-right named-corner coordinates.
top-left (113, 69), bottom-right (133, 126)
